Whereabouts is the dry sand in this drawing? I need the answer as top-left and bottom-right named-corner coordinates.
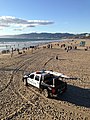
top-left (0, 39), bottom-right (90, 120)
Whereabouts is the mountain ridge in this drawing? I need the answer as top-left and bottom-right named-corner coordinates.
top-left (0, 32), bottom-right (90, 39)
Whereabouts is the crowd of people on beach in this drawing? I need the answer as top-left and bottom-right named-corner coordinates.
top-left (1, 40), bottom-right (90, 58)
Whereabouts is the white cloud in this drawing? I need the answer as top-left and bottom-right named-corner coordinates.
top-left (0, 16), bottom-right (54, 31)
top-left (13, 28), bottom-right (24, 31)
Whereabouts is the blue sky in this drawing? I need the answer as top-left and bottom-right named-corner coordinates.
top-left (0, 0), bottom-right (90, 35)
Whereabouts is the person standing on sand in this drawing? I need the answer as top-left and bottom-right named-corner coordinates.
top-left (11, 48), bottom-right (13, 57)
top-left (56, 55), bottom-right (58, 60)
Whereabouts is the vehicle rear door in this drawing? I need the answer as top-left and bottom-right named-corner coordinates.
top-left (34, 75), bottom-right (40, 88)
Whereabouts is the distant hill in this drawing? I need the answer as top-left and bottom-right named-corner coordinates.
top-left (0, 32), bottom-right (90, 39)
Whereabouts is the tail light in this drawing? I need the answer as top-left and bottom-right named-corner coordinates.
top-left (52, 88), bottom-right (56, 94)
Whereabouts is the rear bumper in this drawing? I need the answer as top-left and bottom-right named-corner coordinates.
top-left (53, 86), bottom-right (67, 97)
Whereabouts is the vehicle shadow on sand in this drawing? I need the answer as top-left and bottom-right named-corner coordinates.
top-left (56, 84), bottom-right (90, 108)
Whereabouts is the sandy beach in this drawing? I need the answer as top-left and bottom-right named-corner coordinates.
top-left (0, 39), bottom-right (90, 120)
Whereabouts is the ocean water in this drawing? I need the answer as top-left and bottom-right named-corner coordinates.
top-left (0, 38), bottom-right (61, 52)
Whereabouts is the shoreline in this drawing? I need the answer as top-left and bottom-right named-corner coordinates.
top-left (0, 39), bottom-right (90, 56)
top-left (0, 39), bottom-right (64, 52)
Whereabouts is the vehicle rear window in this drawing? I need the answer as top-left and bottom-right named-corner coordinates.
top-left (44, 74), bottom-right (53, 80)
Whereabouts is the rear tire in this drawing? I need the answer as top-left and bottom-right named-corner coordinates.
top-left (49, 92), bottom-right (53, 98)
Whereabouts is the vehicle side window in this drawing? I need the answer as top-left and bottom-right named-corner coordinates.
top-left (30, 74), bottom-right (34, 79)
top-left (35, 75), bottom-right (39, 81)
